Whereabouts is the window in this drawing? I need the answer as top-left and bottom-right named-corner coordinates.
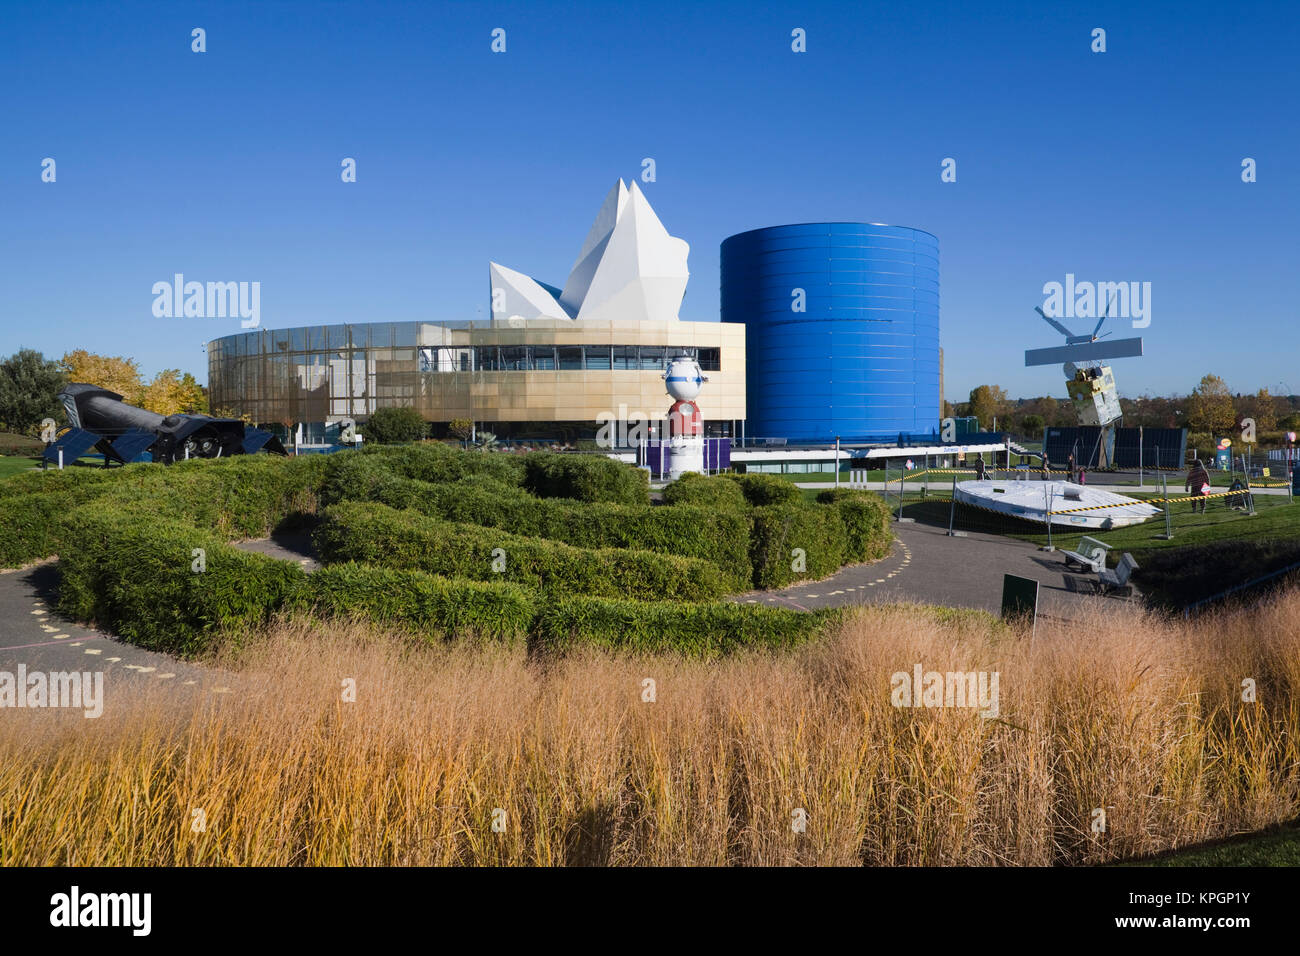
top-left (584, 346), bottom-right (611, 369)
top-left (558, 347), bottom-right (583, 369)
top-left (638, 346), bottom-right (665, 369)
top-left (697, 347), bottom-right (721, 371)
top-left (613, 346), bottom-right (636, 369)
top-left (532, 346), bottom-right (555, 369)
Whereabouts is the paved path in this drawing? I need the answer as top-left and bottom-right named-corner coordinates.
top-left (231, 531), bottom-right (321, 571)
top-left (235, 525), bottom-right (1122, 621)
top-left (736, 519), bottom-right (1134, 620)
top-left (0, 562), bottom-right (228, 714)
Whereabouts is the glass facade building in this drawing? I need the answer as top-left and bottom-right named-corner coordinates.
top-left (207, 319), bottom-right (746, 441)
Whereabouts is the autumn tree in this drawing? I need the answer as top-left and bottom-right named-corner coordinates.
top-left (447, 417), bottom-right (474, 441)
top-left (139, 370), bottom-right (206, 416)
top-left (1186, 374), bottom-right (1236, 434)
top-left (1236, 387), bottom-right (1280, 434)
top-left (211, 405), bottom-right (253, 424)
top-left (59, 350), bottom-right (144, 405)
top-left (968, 384), bottom-right (1010, 430)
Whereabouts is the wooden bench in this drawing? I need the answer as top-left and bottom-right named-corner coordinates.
top-left (1062, 536), bottom-right (1112, 573)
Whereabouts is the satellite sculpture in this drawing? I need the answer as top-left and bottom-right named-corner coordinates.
top-left (950, 293), bottom-right (1156, 530)
top-left (663, 354), bottom-right (707, 480)
top-left (49, 383), bottom-right (285, 466)
top-left (1026, 295), bottom-right (1144, 467)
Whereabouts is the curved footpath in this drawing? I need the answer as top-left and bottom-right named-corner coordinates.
top-left (736, 519), bottom-right (1135, 620)
top-left (0, 562), bottom-right (222, 703)
top-left (0, 521), bottom-right (1127, 697)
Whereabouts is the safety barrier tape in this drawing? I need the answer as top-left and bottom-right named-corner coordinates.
top-left (1046, 487), bottom-right (1256, 515)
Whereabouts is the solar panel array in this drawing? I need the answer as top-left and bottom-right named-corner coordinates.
top-left (1043, 426), bottom-right (1187, 469)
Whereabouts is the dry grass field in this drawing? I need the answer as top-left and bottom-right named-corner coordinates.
top-left (2, 592), bottom-right (1297, 866)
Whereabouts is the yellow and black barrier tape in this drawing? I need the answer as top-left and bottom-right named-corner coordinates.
top-left (1046, 487), bottom-right (1257, 515)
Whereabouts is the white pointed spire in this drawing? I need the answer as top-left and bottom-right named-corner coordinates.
top-left (577, 181), bottom-right (689, 323)
top-left (559, 179), bottom-right (628, 316)
top-left (489, 178), bottom-right (689, 324)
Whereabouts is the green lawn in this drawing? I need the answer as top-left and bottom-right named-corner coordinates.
top-left (1123, 824), bottom-right (1300, 866)
top-left (0, 456), bottom-right (43, 480)
top-left (0, 455), bottom-right (106, 481)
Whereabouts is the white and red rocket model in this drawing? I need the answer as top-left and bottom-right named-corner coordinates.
top-left (663, 354), bottom-right (707, 480)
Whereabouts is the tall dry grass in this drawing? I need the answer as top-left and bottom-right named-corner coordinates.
top-left (2, 592), bottom-right (1298, 866)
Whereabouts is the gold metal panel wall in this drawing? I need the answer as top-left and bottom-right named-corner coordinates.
top-left (208, 320), bottom-right (746, 425)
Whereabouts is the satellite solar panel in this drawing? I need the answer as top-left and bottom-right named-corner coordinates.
top-left (41, 428), bottom-right (102, 464)
top-left (109, 428), bottom-right (157, 463)
top-left (1025, 337), bottom-right (1144, 367)
top-left (241, 429), bottom-right (275, 454)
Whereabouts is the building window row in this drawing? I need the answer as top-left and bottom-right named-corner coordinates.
top-left (419, 345), bottom-right (721, 373)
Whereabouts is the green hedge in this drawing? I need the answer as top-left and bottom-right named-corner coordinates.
top-left (356, 476), bottom-right (752, 590)
top-left (0, 486), bottom-right (113, 568)
top-left (815, 489), bottom-right (894, 562)
top-left (727, 473), bottom-right (803, 507)
top-left (0, 464), bottom-right (122, 500)
top-left (319, 452), bottom-right (408, 506)
top-left (749, 503), bottom-right (848, 589)
top-left (301, 562), bottom-right (536, 643)
top-left (661, 472), bottom-right (748, 510)
top-left (0, 454), bottom-right (328, 568)
top-left (522, 452), bottom-right (648, 505)
top-left (358, 443), bottom-right (526, 485)
top-left (314, 501), bottom-right (727, 601)
top-left (57, 505), bottom-right (306, 655)
top-left (531, 595), bottom-right (839, 658)
top-left (82, 455), bottom-right (327, 539)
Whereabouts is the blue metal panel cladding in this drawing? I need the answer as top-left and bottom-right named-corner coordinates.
top-left (720, 223), bottom-right (940, 442)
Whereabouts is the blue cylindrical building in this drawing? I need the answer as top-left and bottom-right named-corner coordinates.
top-left (720, 223), bottom-right (940, 443)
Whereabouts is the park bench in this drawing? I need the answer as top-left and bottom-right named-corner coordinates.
top-left (1097, 553), bottom-right (1139, 597)
top-left (1062, 536), bottom-right (1112, 573)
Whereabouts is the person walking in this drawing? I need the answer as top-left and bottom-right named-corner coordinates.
top-left (974, 457), bottom-right (987, 481)
top-left (1186, 458), bottom-right (1211, 514)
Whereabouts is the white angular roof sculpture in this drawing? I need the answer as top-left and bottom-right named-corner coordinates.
top-left (488, 179), bottom-right (689, 324)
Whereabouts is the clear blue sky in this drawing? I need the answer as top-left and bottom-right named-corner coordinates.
top-left (3, 0), bottom-right (1297, 402)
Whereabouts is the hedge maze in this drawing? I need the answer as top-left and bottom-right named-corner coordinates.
top-left (0, 446), bottom-right (893, 658)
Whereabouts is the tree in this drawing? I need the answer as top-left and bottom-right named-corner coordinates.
top-left (1186, 374), bottom-right (1236, 434)
top-left (0, 349), bottom-right (67, 435)
top-left (1019, 414), bottom-right (1045, 438)
top-left (1237, 387), bottom-right (1280, 434)
top-left (211, 405), bottom-right (253, 424)
top-left (968, 385), bottom-right (1010, 430)
top-left (139, 369), bottom-right (206, 416)
top-left (364, 406), bottom-right (427, 444)
top-left (447, 417), bottom-right (474, 442)
top-left (59, 350), bottom-right (144, 405)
